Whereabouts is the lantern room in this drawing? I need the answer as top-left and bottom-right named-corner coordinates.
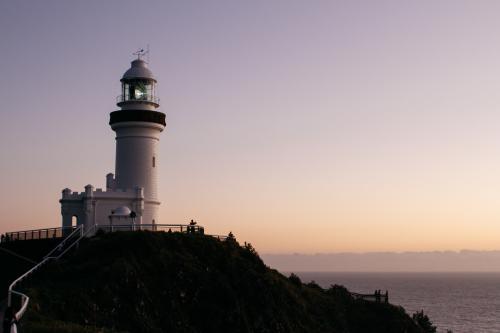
top-left (116, 58), bottom-right (159, 109)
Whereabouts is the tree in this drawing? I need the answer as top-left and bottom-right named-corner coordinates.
top-left (412, 310), bottom-right (437, 333)
top-left (288, 273), bottom-right (302, 287)
top-left (244, 242), bottom-right (258, 255)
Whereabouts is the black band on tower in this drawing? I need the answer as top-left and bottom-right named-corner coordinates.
top-left (110, 110), bottom-right (166, 126)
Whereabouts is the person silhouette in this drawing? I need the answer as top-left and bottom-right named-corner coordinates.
top-left (189, 219), bottom-right (197, 233)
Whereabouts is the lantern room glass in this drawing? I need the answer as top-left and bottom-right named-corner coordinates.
top-left (122, 80), bottom-right (155, 102)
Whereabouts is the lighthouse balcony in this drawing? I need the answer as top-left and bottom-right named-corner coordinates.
top-left (116, 94), bottom-right (159, 107)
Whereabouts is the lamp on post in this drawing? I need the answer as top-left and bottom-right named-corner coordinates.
top-left (130, 211), bottom-right (137, 231)
top-left (108, 214), bottom-right (113, 232)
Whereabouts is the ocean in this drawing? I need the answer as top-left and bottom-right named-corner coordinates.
top-left (296, 272), bottom-right (500, 333)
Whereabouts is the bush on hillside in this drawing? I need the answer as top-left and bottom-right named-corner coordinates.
top-left (412, 310), bottom-right (437, 333)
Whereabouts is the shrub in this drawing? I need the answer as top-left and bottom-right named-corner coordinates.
top-left (288, 273), bottom-right (302, 287)
top-left (412, 310), bottom-right (437, 333)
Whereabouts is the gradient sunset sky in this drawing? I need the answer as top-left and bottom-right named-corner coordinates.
top-left (2, 1), bottom-right (500, 254)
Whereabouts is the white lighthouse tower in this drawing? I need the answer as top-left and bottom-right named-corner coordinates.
top-left (60, 55), bottom-right (166, 230)
top-left (110, 55), bottom-right (166, 224)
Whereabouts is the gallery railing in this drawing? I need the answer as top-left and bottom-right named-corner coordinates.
top-left (116, 94), bottom-right (159, 105)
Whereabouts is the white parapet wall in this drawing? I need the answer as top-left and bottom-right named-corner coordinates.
top-left (60, 182), bottom-right (150, 232)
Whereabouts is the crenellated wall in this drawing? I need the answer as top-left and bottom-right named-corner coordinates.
top-left (60, 180), bottom-right (147, 231)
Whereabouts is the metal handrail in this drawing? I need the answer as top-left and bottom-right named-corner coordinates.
top-left (93, 223), bottom-right (204, 234)
top-left (5, 226), bottom-right (77, 242)
top-left (7, 257), bottom-right (50, 306)
top-left (44, 225), bottom-right (84, 259)
top-left (210, 235), bottom-right (228, 241)
top-left (6, 226), bottom-right (76, 234)
top-left (91, 224), bottom-right (226, 241)
top-left (7, 225), bottom-right (84, 321)
top-left (56, 225), bottom-right (96, 259)
top-left (10, 290), bottom-right (29, 320)
top-left (351, 291), bottom-right (389, 303)
top-left (0, 247), bottom-right (37, 264)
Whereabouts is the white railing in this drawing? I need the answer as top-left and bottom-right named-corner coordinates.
top-left (42, 226), bottom-right (83, 258)
top-left (10, 291), bottom-right (29, 319)
top-left (55, 224), bottom-right (97, 259)
top-left (7, 225), bottom-right (84, 321)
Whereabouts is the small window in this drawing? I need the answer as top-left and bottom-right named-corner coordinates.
top-left (152, 156), bottom-right (156, 168)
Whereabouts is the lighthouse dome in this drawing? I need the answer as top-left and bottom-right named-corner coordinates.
top-left (121, 59), bottom-right (156, 82)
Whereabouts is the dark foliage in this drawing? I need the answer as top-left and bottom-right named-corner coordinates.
top-left (412, 310), bottom-right (437, 333)
top-left (288, 273), bottom-right (302, 288)
top-left (14, 232), bottom-right (431, 333)
top-left (0, 239), bottom-right (61, 298)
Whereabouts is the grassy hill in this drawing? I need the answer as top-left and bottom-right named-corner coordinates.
top-left (7, 231), bottom-right (436, 333)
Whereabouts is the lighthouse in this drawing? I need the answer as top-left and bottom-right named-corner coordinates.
top-left (110, 56), bottom-right (166, 224)
top-left (60, 55), bottom-right (166, 230)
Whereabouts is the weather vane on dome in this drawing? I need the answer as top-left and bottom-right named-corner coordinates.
top-left (133, 46), bottom-right (150, 62)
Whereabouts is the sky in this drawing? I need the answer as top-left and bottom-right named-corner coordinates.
top-left (2, 1), bottom-right (500, 255)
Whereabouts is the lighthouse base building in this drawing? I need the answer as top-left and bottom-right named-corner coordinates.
top-left (60, 56), bottom-right (165, 231)
top-left (60, 182), bottom-right (148, 230)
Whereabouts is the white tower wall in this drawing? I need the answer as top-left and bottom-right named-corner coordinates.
top-left (112, 121), bottom-right (164, 201)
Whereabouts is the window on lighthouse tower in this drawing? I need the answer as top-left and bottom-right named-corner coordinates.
top-left (152, 156), bottom-right (156, 168)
